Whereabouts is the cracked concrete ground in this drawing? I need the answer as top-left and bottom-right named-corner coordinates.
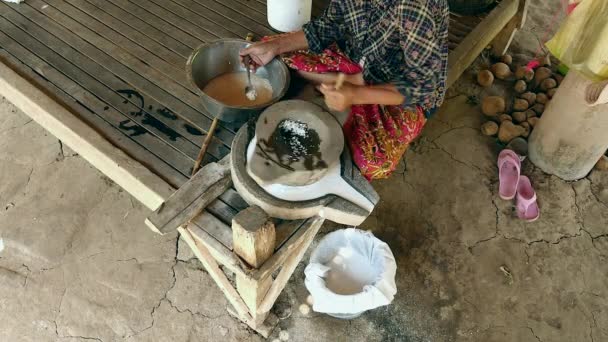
top-left (1, 2), bottom-right (607, 340)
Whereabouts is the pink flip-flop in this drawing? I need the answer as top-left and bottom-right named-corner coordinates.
top-left (516, 176), bottom-right (540, 222)
top-left (498, 149), bottom-right (521, 200)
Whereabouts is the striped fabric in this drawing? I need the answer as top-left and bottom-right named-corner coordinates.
top-left (303, 0), bottom-right (449, 111)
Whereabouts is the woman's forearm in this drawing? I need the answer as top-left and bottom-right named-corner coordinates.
top-left (272, 31), bottom-right (309, 54)
top-left (350, 84), bottom-right (405, 106)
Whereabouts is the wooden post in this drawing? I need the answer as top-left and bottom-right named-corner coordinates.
top-left (236, 275), bottom-right (273, 325)
top-left (232, 206), bottom-right (276, 268)
top-left (232, 206), bottom-right (276, 326)
top-left (490, 0), bottom-right (529, 57)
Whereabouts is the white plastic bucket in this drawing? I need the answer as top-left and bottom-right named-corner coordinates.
top-left (267, 0), bottom-right (312, 33)
top-left (304, 229), bottom-right (397, 319)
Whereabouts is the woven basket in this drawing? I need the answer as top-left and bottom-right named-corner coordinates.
top-left (448, 0), bottom-right (498, 15)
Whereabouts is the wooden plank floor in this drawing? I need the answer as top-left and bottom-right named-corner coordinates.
top-left (0, 0), bottom-right (292, 226)
top-left (0, 0), bottom-right (485, 230)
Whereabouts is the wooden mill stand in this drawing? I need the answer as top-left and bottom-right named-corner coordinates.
top-left (146, 157), bottom-right (324, 337)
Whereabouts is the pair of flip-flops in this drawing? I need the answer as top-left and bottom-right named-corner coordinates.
top-left (498, 149), bottom-right (540, 222)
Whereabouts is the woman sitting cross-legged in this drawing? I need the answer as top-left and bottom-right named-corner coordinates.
top-left (241, 0), bottom-right (449, 180)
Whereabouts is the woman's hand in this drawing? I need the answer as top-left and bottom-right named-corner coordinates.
top-left (239, 41), bottom-right (279, 71)
top-left (318, 82), bottom-right (357, 111)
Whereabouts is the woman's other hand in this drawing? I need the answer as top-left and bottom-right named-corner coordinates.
top-left (318, 82), bottom-right (356, 111)
top-left (239, 41), bottom-right (279, 71)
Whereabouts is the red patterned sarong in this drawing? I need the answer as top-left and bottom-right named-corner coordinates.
top-left (280, 44), bottom-right (427, 180)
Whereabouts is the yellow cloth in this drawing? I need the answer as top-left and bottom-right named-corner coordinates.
top-left (546, 0), bottom-right (608, 81)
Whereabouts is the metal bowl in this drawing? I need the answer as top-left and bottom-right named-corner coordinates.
top-left (186, 38), bottom-right (290, 123)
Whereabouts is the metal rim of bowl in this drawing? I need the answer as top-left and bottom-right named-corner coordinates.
top-left (185, 38), bottom-right (291, 112)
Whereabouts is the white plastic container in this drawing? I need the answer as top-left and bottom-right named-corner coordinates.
top-left (267, 0), bottom-right (312, 32)
top-left (528, 71), bottom-right (608, 180)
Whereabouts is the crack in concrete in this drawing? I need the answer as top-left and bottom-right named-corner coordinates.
top-left (116, 257), bottom-right (140, 264)
top-left (468, 194), bottom-right (501, 253)
top-left (590, 310), bottom-right (599, 342)
top-left (585, 176), bottom-right (608, 208)
top-left (431, 126), bottom-right (479, 144)
top-left (51, 273), bottom-right (103, 342)
top-left (57, 140), bottom-right (65, 161)
top-left (127, 237), bottom-right (180, 338)
top-left (572, 181), bottom-right (608, 248)
top-left (21, 263), bottom-right (31, 287)
top-left (469, 226), bottom-right (589, 259)
top-left (24, 167), bottom-right (34, 192)
top-left (0, 119), bottom-right (33, 134)
top-left (577, 307), bottom-right (596, 342)
top-left (527, 326), bottom-right (542, 342)
top-left (0, 264), bottom-right (29, 285)
top-left (57, 139), bottom-right (78, 161)
top-left (527, 230), bottom-right (584, 246)
top-left (431, 141), bottom-right (484, 175)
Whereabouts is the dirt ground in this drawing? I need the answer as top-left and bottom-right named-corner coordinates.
top-left (1, 1), bottom-right (607, 341)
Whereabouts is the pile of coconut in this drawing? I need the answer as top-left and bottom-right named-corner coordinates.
top-left (477, 55), bottom-right (562, 154)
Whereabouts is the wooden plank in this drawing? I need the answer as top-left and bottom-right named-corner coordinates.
top-left (22, 0), bottom-right (235, 153)
top-left (257, 217), bottom-right (324, 314)
top-left (211, 0), bottom-right (269, 26)
top-left (7, 3), bottom-right (202, 153)
top-left (179, 227), bottom-right (253, 320)
top-left (105, 0), bottom-right (204, 49)
top-left (219, 188), bottom-right (250, 213)
top-left (207, 198), bottom-right (239, 226)
top-left (0, 6), bottom-right (204, 166)
top-left (42, 0), bottom-right (225, 126)
top-left (490, 0), bottom-right (529, 56)
top-left (84, 0), bottom-right (194, 58)
top-left (174, 0), bottom-right (275, 38)
top-left (251, 217), bottom-right (315, 281)
top-left (235, 275), bottom-right (272, 322)
top-left (274, 219), bottom-right (305, 251)
top-left (132, 0), bottom-right (238, 40)
top-left (16, 0), bottom-right (221, 154)
top-left (54, 0), bottom-right (191, 90)
top-left (0, 17), bottom-right (197, 177)
top-left (190, 208), bottom-right (236, 250)
top-left (0, 50), bottom-right (188, 190)
top-left (490, 17), bottom-right (519, 57)
top-left (0, 60), bottom-right (176, 210)
top-left (447, 0), bottom-right (519, 88)
top-left (147, 156), bottom-right (232, 234)
top-left (240, 0), bottom-right (266, 14)
top-left (186, 222), bottom-right (246, 275)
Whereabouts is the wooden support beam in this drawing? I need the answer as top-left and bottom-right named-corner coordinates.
top-left (257, 217), bottom-right (324, 315)
top-left (188, 224), bottom-right (251, 278)
top-left (446, 0), bottom-right (519, 88)
top-left (236, 275), bottom-right (272, 324)
top-left (178, 227), bottom-right (253, 321)
top-left (231, 206), bottom-right (276, 326)
top-left (146, 156), bottom-right (232, 235)
top-left (490, 0), bottom-right (530, 57)
top-left (251, 217), bottom-right (319, 281)
top-left (232, 206), bottom-right (276, 268)
top-left (0, 62), bottom-right (174, 212)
